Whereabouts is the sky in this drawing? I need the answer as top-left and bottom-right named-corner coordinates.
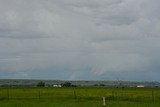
top-left (0, 0), bottom-right (160, 81)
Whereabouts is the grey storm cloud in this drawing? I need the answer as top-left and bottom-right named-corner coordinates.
top-left (0, 0), bottom-right (160, 81)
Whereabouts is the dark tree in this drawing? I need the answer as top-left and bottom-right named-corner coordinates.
top-left (100, 84), bottom-right (105, 86)
top-left (62, 82), bottom-right (72, 87)
top-left (37, 81), bottom-right (45, 87)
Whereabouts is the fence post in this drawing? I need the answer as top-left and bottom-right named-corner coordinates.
top-left (7, 88), bottom-right (9, 99)
top-left (73, 89), bottom-right (77, 99)
top-left (38, 91), bottom-right (41, 99)
top-left (152, 90), bottom-right (154, 103)
top-left (102, 97), bottom-right (106, 107)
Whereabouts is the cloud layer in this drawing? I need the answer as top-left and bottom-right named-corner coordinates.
top-left (0, 0), bottom-right (160, 81)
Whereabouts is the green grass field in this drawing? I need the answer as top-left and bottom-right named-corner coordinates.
top-left (0, 87), bottom-right (160, 107)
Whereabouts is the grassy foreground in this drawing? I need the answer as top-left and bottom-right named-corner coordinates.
top-left (0, 87), bottom-right (160, 107)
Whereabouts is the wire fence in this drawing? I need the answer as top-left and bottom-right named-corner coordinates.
top-left (0, 87), bottom-right (160, 107)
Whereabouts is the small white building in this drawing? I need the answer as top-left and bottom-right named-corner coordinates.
top-left (53, 84), bottom-right (62, 87)
top-left (137, 85), bottom-right (145, 88)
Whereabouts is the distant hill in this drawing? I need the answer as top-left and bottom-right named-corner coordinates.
top-left (0, 79), bottom-right (159, 87)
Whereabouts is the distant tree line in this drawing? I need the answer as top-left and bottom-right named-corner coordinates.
top-left (36, 81), bottom-right (76, 87)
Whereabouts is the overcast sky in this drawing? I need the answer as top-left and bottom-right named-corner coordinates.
top-left (0, 0), bottom-right (160, 81)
